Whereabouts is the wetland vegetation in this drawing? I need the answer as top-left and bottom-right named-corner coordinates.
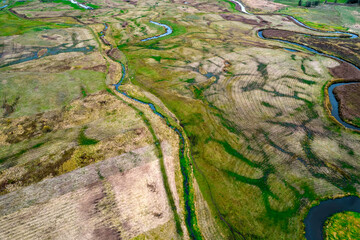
top-left (0, 0), bottom-right (360, 239)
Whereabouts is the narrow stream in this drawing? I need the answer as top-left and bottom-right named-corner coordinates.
top-left (0, 0), bottom-right (7, 9)
top-left (69, 0), bottom-right (93, 9)
top-left (108, 23), bottom-right (201, 239)
top-left (257, 30), bottom-right (360, 131)
top-left (141, 21), bottom-right (173, 42)
top-left (287, 15), bottom-right (358, 39)
top-left (229, 0), bottom-right (249, 14)
top-left (0, 44), bottom-right (94, 68)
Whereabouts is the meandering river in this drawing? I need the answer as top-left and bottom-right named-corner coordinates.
top-left (230, 1), bottom-right (360, 239)
top-left (141, 21), bottom-right (173, 41)
top-left (328, 82), bottom-right (360, 131)
top-left (4, 2), bottom-right (360, 238)
top-left (257, 29), bottom-right (360, 131)
top-left (107, 22), bottom-right (201, 239)
top-left (304, 196), bottom-right (360, 240)
top-left (255, 11), bottom-right (360, 132)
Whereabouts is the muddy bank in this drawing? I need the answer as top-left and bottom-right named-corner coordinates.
top-left (333, 83), bottom-right (360, 125)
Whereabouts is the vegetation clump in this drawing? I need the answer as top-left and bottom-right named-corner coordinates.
top-left (78, 126), bottom-right (99, 146)
top-left (324, 211), bottom-right (360, 240)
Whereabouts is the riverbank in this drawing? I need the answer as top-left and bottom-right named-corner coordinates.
top-left (323, 80), bottom-right (360, 133)
top-left (298, 193), bottom-right (360, 240)
top-left (333, 83), bottom-right (360, 128)
top-left (303, 194), bottom-right (360, 240)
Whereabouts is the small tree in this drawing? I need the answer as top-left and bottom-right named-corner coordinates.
top-left (298, 0), bottom-right (302, 6)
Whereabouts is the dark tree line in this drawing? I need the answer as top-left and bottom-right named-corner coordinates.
top-left (346, 0), bottom-right (360, 4)
top-left (298, 0), bottom-right (359, 7)
top-left (298, 0), bottom-right (320, 7)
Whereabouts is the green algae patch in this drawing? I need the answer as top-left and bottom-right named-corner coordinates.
top-left (324, 211), bottom-right (360, 240)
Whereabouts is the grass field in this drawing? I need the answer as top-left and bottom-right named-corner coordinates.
top-left (0, 10), bottom-right (71, 36)
top-left (277, 4), bottom-right (360, 32)
top-left (117, 14), bottom-right (355, 239)
top-left (1, 0), bottom-right (360, 239)
top-left (324, 211), bottom-right (360, 240)
top-left (0, 69), bottom-right (106, 117)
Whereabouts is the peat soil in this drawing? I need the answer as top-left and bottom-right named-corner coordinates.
top-left (333, 83), bottom-right (360, 125)
top-left (329, 61), bottom-right (360, 80)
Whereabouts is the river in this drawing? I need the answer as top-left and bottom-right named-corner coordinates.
top-left (328, 82), bottom-right (360, 131)
top-left (141, 21), bottom-right (173, 42)
top-left (106, 22), bottom-right (201, 239)
top-left (231, 1), bottom-right (360, 239)
top-left (304, 196), bottom-right (360, 240)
